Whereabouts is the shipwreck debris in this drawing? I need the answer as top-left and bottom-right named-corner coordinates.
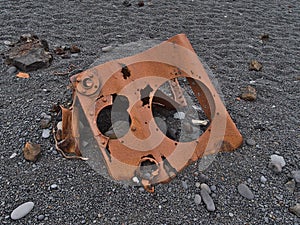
top-left (4, 34), bottom-right (52, 72)
top-left (55, 34), bottom-right (243, 192)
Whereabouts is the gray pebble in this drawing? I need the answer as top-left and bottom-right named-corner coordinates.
top-left (200, 183), bottom-right (211, 194)
top-left (11, 202), bottom-right (34, 220)
top-left (289, 203), bottom-right (300, 217)
top-left (260, 175), bottom-right (267, 183)
top-left (229, 212), bottom-right (234, 217)
top-left (182, 180), bottom-right (188, 189)
top-left (269, 154), bottom-right (286, 173)
top-left (194, 194), bottom-right (201, 205)
top-left (291, 170), bottom-right (300, 183)
top-left (38, 214), bottom-right (45, 220)
top-left (246, 138), bottom-right (256, 146)
top-left (200, 189), bottom-right (215, 212)
top-left (237, 183), bottom-right (254, 200)
top-left (247, 178), bottom-right (252, 183)
top-left (4, 40), bottom-right (12, 46)
top-left (9, 153), bottom-right (17, 159)
top-left (102, 45), bottom-right (113, 52)
top-left (285, 179), bottom-right (296, 193)
top-left (42, 129), bottom-right (51, 139)
top-left (7, 66), bottom-right (17, 75)
top-left (50, 184), bottom-right (58, 189)
top-left (210, 185), bottom-right (217, 192)
top-left (211, 193), bottom-right (217, 198)
top-left (195, 182), bottom-right (200, 188)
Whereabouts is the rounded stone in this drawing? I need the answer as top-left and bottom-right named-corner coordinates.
top-left (194, 194), bottom-right (201, 205)
top-left (246, 138), bottom-right (256, 146)
top-left (11, 202), bottom-right (34, 220)
top-left (237, 183), bottom-right (254, 200)
top-left (38, 214), bottom-right (45, 220)
top-left (50, 184), bottom-right (58, 189)
top-left (200, 183), bottom-right (211, 194)
top-left (260, 176), bottom-right (267, 183)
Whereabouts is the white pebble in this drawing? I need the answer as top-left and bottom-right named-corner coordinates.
top-left (174, 112), bottom-right (185, 120)
top-left (42, 129), bottom-right (51, 138)
top-left (11, 202), bottom-right (34, 220)
top-left (10, 153), bottom-right (17, 159)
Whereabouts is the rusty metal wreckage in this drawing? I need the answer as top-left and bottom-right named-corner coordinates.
top-left (54, 34), bottom-right (243, 192)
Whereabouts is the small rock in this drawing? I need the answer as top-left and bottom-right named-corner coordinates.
top-left (200, 183), bottom-right (211, 194)
top-left (101, 46), bottom-right (113, 52)
top-left (40, 117), bottom-right (51, 129)
top-left (270, 154), bottom-right (286, 167)
top-left (200, 189), bottom-right (215, 212)
top-left (37, 215), bottom-right (45, 221)
top-left (174, 112), bottom-right (185, 120)
top-left (23, 142), bottom-right (41, 162)
top-left (194, 194), bottom-right (201, 205)
top-left (138, 1), bottom-right (144, 7)
top-left (260, 176), bottom-right (267, 183)
top-left (9, 153), bottom-right (17, 159)
top-left (229, 212), bottom-right (234, 217)
top-left (291, 170), bottom-right (300, 183)
top-left (240, 86), bottom-right (257, 101)
top-left (198, 173), bottom-right (209, 183)
top-left (269, 154), bottom-right (286, 173)
top-left (70, 45), bottom-right (80, 53)
top-left (7, 66), bottom-right (17, 75)
top-left (246, 138), bottom-right (256, 146)
top-left (289, 204), bottom-right (300, 217)
top-left (182, 180), bottom-right (188, 189)
top-left (237, 183), bottom-right (254, 200)
top-left (50, 184), bottom-right (58, 190)
top-left (285, 180), bottom-right (296, 193)
top-left (42, 129), bottom-right (51, 139)
top-left (259, 34), bottom-right (269, 42)
top-left (249, 60), bottom-right (263, 71)
top-left (4, 40), bottom-right (12, 46)
top-left (210, 185), bottom-right (217, 192)
top-left (123, 0), bottom-right (131, 7)
top-left (195, 182), bottom-right (201, 188)
top-left (11, 202), bottom-right (34, 220)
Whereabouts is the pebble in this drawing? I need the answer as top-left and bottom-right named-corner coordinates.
top-left (182, 180), bottom-right (188, 189)
top-left (200, 183), bottom-right (211, 194)
top-left (200, 189), bottom-right (215, 212)
top-left (195, 182), bottom-right (200, 188)
top-left (38, 214), bottom-right (45, 220)
top-left (285, 179), bottom-right (296, 193)
top-left (11, 202), bottom-right (34, 220)
top-left (42, 129), bottom-right (51, 138)
top-left (269, 154), bottom-right (286, 173)
top-left (102, 45), bottom-right (113, 52)
top-left (4, 40), bottom-right (12, 46)
top-left (237, 183), bottom-right (254, 200)
top-left (260, 176), bottom-right (267, 183)
top-left (174, 112), bottom-right (185, 120)
top-left (291, 170), bottom-right (300, 183)
top-left (289, 204), bottom-right (300, 217)
top-left (240, 85), bottom-right (257, 101)
top-left (9, 153), bottom-right (17, 159)
top-left (194, 194), bottom-right (201, 205)
top-left (7, 66), bottom-right (17, 75)
top-left (245, 138), bottom-right (256, 146)
top-left (229, 212), bottom-right (234, 217)
top-left (50, 184), bottom-right (58, 189)
top-left (210, 185), bottom-right (217, 192)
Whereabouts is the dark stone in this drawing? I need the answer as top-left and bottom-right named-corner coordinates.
top-left (4, 34), bottom-right (52, 72)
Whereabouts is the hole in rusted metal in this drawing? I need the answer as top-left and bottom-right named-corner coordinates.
top-left (140, 84), bottom-right (153, 106)
top-left (121, 64), bottom-right (131, 79)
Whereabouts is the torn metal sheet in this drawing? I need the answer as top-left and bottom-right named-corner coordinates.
top-left (55, 34), bottom-right (243, 192)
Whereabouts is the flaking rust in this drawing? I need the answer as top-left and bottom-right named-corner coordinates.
top-left (54, 34), bottom-right (243, 192)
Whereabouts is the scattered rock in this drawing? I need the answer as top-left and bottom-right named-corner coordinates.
top-left (54, 46), bottom-right (66, 55)
top-left (200, 189), bottom-right (215, 212)
top-left (102, 45), bottom-right (113, 52)
top-left (174, 112), bottom-right (185, 120)
top-left (50, 184), bottom-right (58, 190)
top-left (200, 183), bottom-right (211, 194)
top-left (237, 183), bottom-right (254, 200)
top-left (291, 170), bottom-right (300, 183)
top-left (240, 86), bottom-right (257, 101)
top-left (229, 212), bottom-right (234, 217)
top-left (195, 182), bottom-right (201, 188)
top-left (259, 34), bottom-right (269, 42)
top-left (182, 180), bottom-right (188, 189)
top-left (246, 138), bottom-right (256, 146)
top-left (4, 40), bottom-right (13, 46)
top-left (70, 45), bottom-right (80, 53)
top-left (42, 129), bottom-right (51, 139)
top-left (11, 202), bottom-right (34, 220)
top-left (289, 204), bottom-right (300, 217)
top-left (249, 60), bottom-right (263, 71)
top-left (9, 152), bottom-right (17, 159)
top-left (16, 72), bottom-right (30, 79)
top-left (194, 194), bottom-right (201, 205)
top-left (285, 180), bottom-right (296, 193)
top-left (210, 185), bottom-right (217, 192)
top-left (23, 142), bottom-right (41, 162)
top-left (37, 214), bottom-right (45, 221)
top-left (269, 154), bottom-right (286, 173)
top-left (123, 0), bottom-right (131, 7)
top-left (198, 173), bottom-right (209, 183)
top-left (7, 66), bottom-right (17, 75)
top-left (138, 1), bottom-right (144, 7)
top-left (4, 34), bottom-right (52, 72)
top-left (260, 175), bottom-right (267, 183)
top-left (40, 113), bottom-right (52, 129)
